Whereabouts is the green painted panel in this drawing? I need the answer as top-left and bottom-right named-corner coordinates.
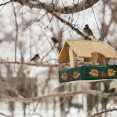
top-left (59, 67), bottom-right (82, 83)
top-left (59, 65), bottom-right (117, 83)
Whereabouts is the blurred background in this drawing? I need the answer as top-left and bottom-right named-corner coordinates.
top-left (0, 0), bottom-right (117, 117)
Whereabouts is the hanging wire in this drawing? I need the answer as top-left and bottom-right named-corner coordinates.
top-left (69, 0), bottom-right (85, 40)
top-left (91, 7), bottom-right (103, 41)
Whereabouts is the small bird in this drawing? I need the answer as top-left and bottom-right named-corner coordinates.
top-left (83, 24), bottom-right (95, 38)
top-left (51, 37), bottom-right (58, 45)
top-left (25, 0), bottom-right (37, 2)
top-left (108, 88), bottom-right (116, 94)
top-left (31, 54), bottom-right (40, 62)
top-left (70, 103), bottom-right (83, 109)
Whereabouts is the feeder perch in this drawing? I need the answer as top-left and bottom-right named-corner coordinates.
top-left (58, 40), bottom-right (117, 83)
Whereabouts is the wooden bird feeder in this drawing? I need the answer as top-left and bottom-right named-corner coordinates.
top-left (58, 40), bottom-right (117, 83)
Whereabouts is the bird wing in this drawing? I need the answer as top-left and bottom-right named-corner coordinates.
top-left (31, 56), bottom-right (35, 61)
top-left (31, 55), bottom-right (38, 61)
top-left (88, 28), bottom-right (94, 35)
top-left (83, 28), bottom-right (89, 36)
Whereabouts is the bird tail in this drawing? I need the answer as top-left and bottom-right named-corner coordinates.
top-left (93, 35), bottom-right (96, 38)
top-left (30, 59), bottom-right (33, 62)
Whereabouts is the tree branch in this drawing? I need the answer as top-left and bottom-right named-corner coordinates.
top-left (0, 1), bottom-right (10, 6)
top-left (51, 12), bottom-right (88, 38)
top-left (0, 112), bottom-right (11, 117)
top-left (11, 0), bottom-right (99, 14)
top-left (1, 89), bottom-right (117, 103)
top-left (9, 0), bottom-right (99, 39)
top-left (0, 61), bottom-right (98, 67)
top-left (12, 2), bottom-right (18, 62)
top-left (0, 61), bottom-right (69, 67)
top-left (90, 108), bottom-right (117, 117)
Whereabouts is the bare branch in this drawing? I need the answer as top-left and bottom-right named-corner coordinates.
top-left (42, 12), bottom-right (91, 39)
top-left (0, 112), bottom-right (11, 117)
top-left (0, 61), bottom-right (69, 67)
top-left (90, 108), bottom-right (117, 117)
top-left (1, 89), bottom-right (117, 103)
top-left (41, 46), bottom-right (55, 61)
top-left (22, 11), bottom-right (48, 31)
top-left (12, 2), bottom-right (18, 62)
top-left (0, 1), bottom-right (10, 6)
top-left (0, 61), bottom-right (99, 67)
top-left (51, 12), bottom-right (87, 38)
top-left (0, 80), bottom-right (23, 98)
top-left (33, 89), bottom-right (117, 102)
top-left (11, 0), bottom-right (99, 14)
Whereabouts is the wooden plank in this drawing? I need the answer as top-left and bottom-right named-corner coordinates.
top-left (85, 53), bottom-right (106, 65)
top-left (69, 47), bottom-right (77, 68)
top-left (58, 40), bottom-right (117, 63)
top-left (57, 42), bottom-right (69, 62)
top-left (67, 40), bottom-right (117, 58)
top-left (98, 54), bottom-right (106, 65)
top-left (59, 65), bottom-right (117, 83)
top-left (84, 53), bottom-right (98, 62)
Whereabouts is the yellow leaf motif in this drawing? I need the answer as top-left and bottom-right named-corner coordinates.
top-left (107, 69), bottom-right (116, 76)
top-left (61, 72), bottom-right (67, 80)
top-left (73, 71), bottom-right (80, 79)
top-left (89, 69), bottom-right (99, 77)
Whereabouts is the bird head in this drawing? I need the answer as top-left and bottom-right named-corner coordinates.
top-left (35, 54), bottom-right (39, 57)
top-left (85, 24), bottom-right (89, 28)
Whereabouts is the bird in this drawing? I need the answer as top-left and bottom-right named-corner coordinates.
top-left (70, 103), bottom-right (83, 109)
top-left (51, 37), bottom-right (58, 45)
top-left (25, 0), bottom-right (37, 2)
top-left (108, 88), bottom-right (116, 94)
top-left (83, 24), bottom-right (95, 38)
top-left (30, 54), bottom-right (40, 62)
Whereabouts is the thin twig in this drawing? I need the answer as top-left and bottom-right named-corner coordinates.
top-left (1, 89), bottom-right (117, 103)
top-left (22, 11), bottom-right (48, 31)
top-left (39, 24), bottom-right (59, 57)
top-left (0, 80), bottom-right (23, 99)
top-left (0, 1), bottom-right (10, 6)
top-left (0, 61), bottom-right (69, 67)
top-left (0, 112), bottom-right (11, 117)
top-left (50, 12), bottom-right (92, 40)
top-left (12, 2), bottom-right (18, 62)
top-left (0, 61), bottom-right (99, 67)
top-left (41, 46), bottom-right (55, 61)
top-left (11, 0), bottom-right (99, 14)
top-left (90, 108), bottom-right (117, 117)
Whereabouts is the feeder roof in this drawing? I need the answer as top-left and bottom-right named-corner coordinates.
top-left (58, 40), bottom-right (117, 62)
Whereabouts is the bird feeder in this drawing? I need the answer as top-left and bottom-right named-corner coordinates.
top-left (58, 40), bottom-right (117, 83)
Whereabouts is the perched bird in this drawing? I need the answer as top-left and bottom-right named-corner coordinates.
top-left (31, 54), bottom-right (40, 62)
top-left (83, 24), bottom-right (95, 38)
top-left (25, 0), bottom-right (37, 2)
top-left (70, 103), bottom-right (83, 112)
top-left (108, 88), bottom-right (116, 94)
top-left (51, 37), bottom-right (58, 45)
top-left (70, 103), bottom-right (83, 109)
